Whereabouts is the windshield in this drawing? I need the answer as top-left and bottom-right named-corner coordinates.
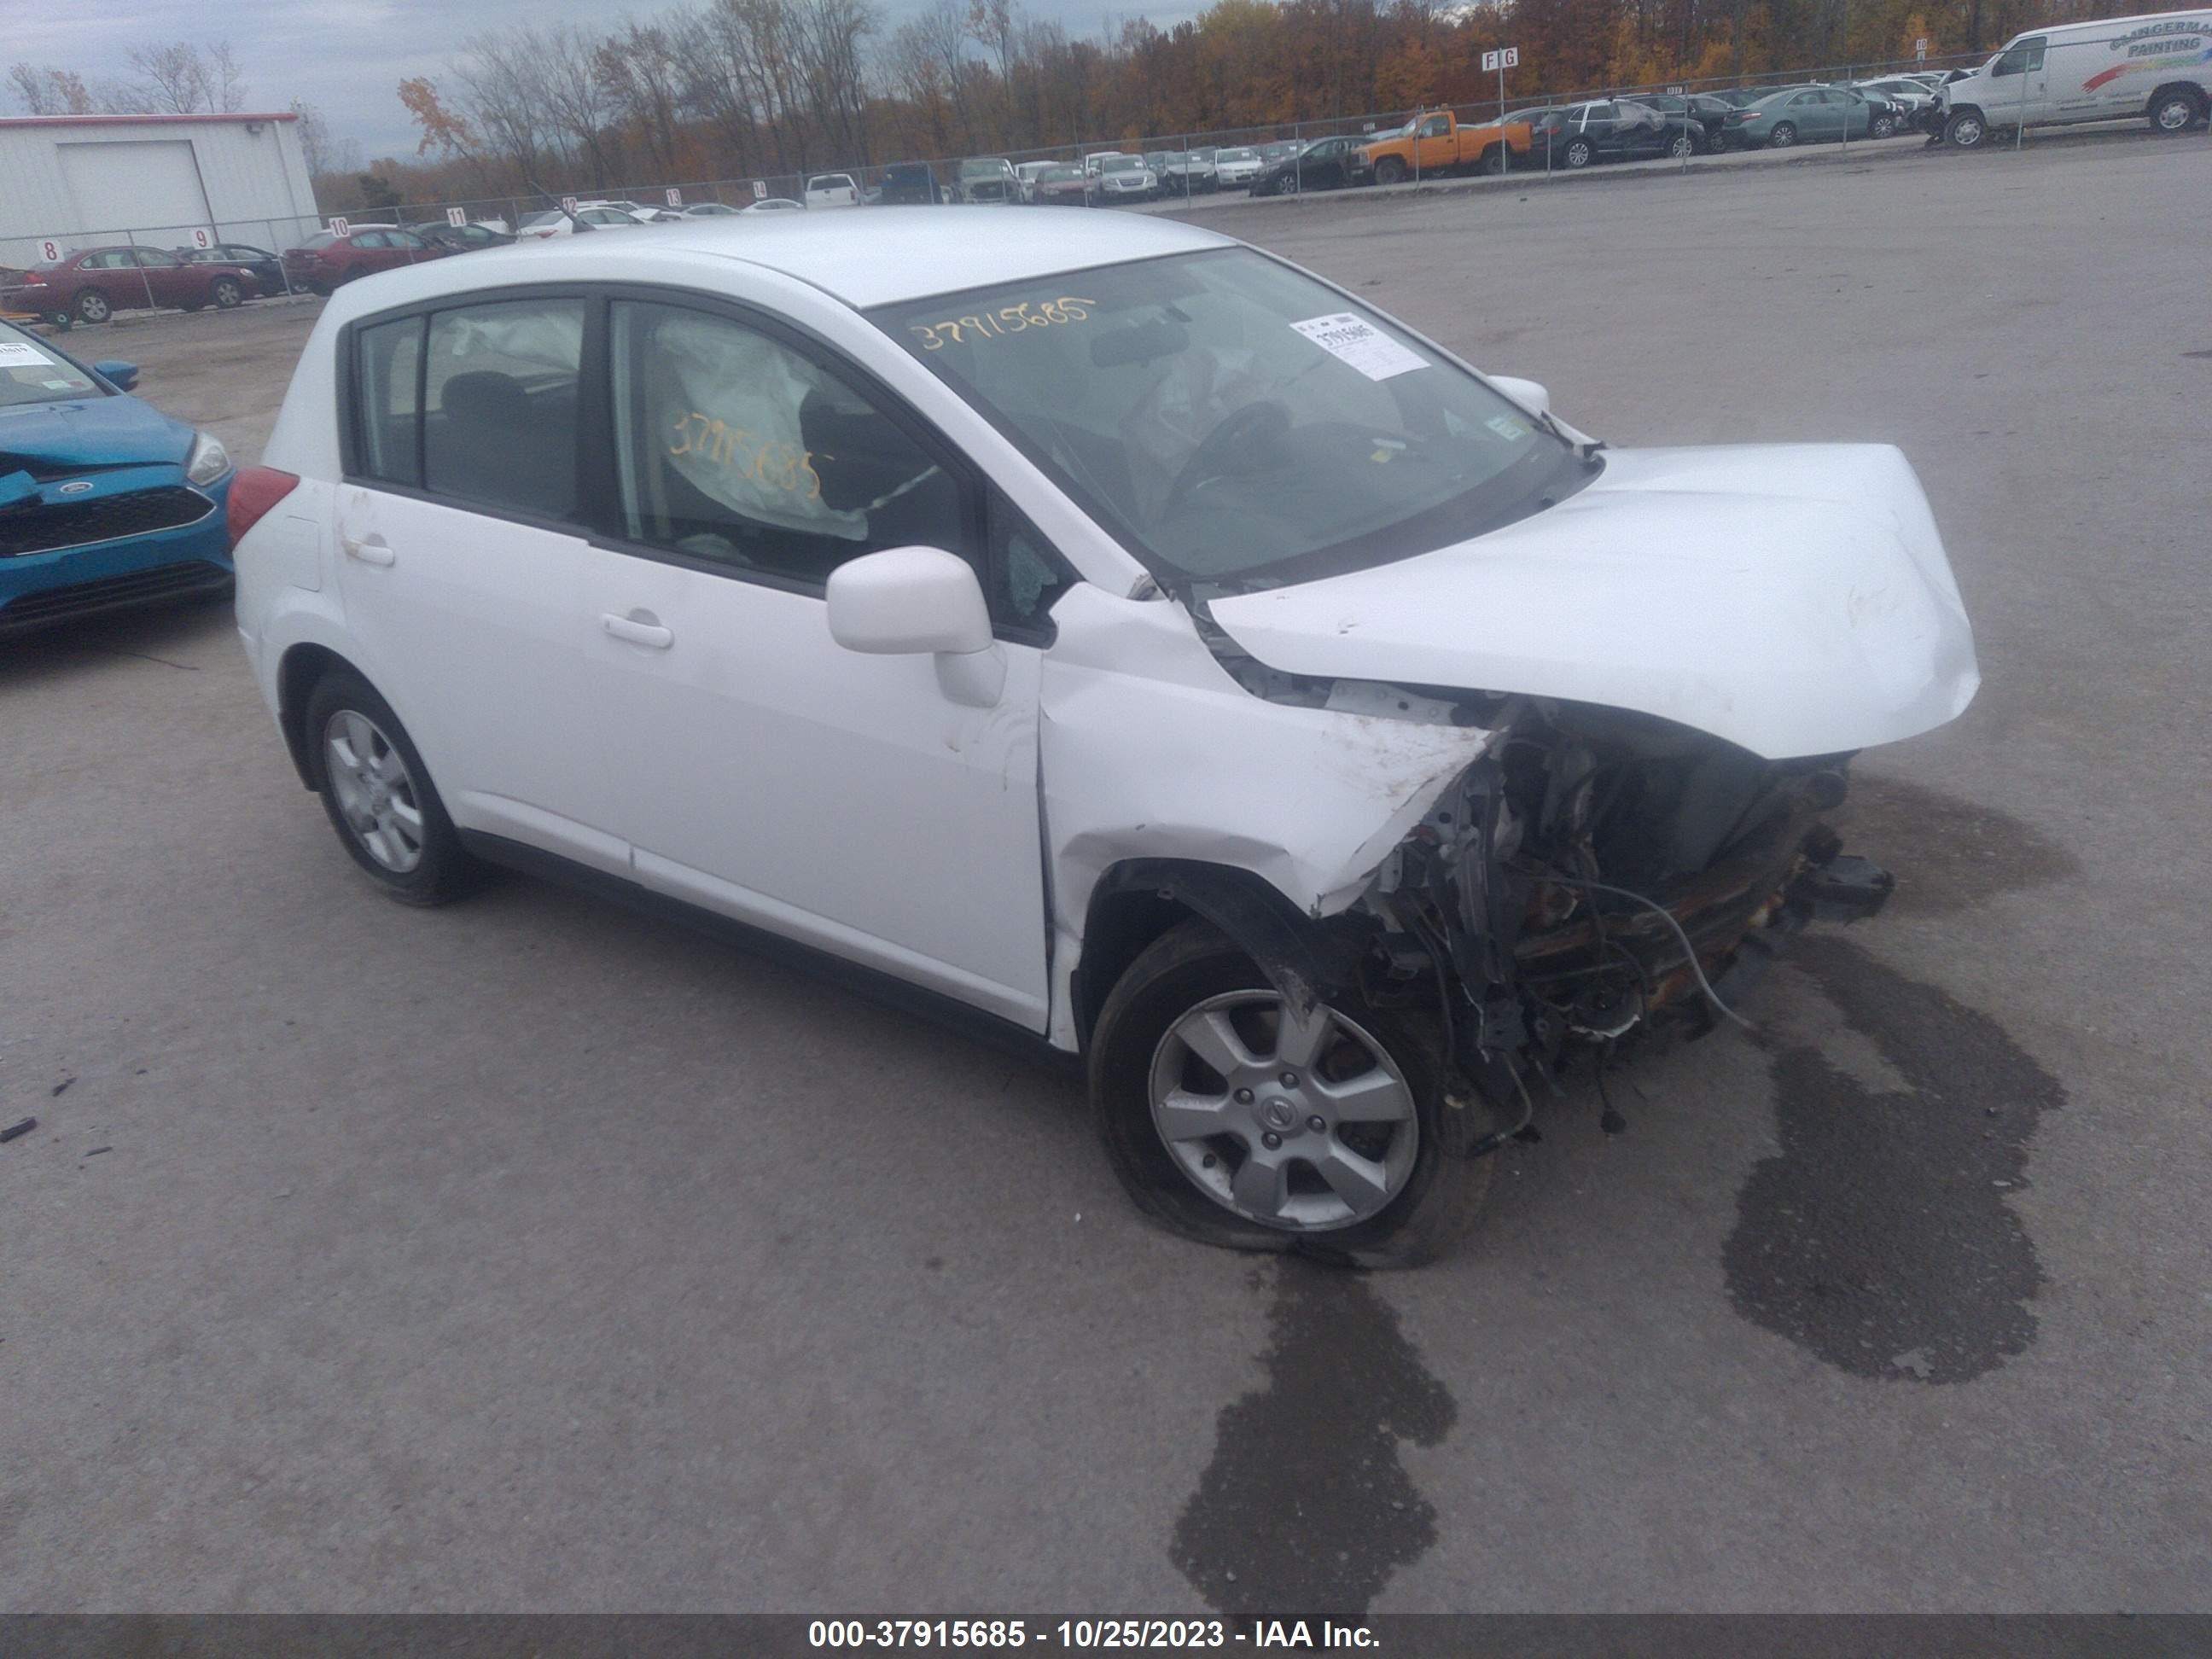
top-left (962, 160), bottom-right (1009, 176)
top-left (0, 323), bottom-right (104, 407)
top-left (1102, 156), bottom-right (1145, 173)
top-left (1219, 148), bottom-right (1257, 162)
top-left (872, 248), bottom-right (1586, 596)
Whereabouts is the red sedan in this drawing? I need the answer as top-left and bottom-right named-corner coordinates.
top-left (2, 246), bottom-right (259, 326)
top-left (281, 227), bottom-right (446, 296)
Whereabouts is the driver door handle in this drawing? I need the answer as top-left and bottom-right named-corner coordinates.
top-left (602, 611), bottom-right (673, 649)
top-left (341, 534), bottom-right (394, 567)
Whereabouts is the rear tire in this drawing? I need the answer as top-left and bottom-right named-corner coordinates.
top-left (1768, 121), bottom-right (1798, 148)
top-left (303, 667), bottom-right (486, 906)
top-left (1871, 113), bottom-right (1899, 138)
top-left (74, 288), bottom-right (111, 324)
top-left (1090, 920), bottom-right (1496, 1269)
top-left (1668, 132), bottom-right (1695, 158)
top-left (2149, 86), bottom-right (2202, 133)
top-left (1565, 137), bottom-right (1595, 167)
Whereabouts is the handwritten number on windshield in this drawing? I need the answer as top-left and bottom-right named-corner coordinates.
top-left (910, 297), bottom-right (1097, 352)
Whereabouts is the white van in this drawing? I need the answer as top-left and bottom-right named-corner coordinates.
top-left (1940, 8), bottom-right (2212, 146)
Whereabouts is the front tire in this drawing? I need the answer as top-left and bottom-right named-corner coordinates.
top-left (1374, 155), bottom-right (1407, 185)
top-left (303, 667), bottom-right (486, 905)
top-left (1090, 921), bottom-right (1494, 1268)
top-left (1564, 138), bottom-right (1595, 168)
top-left (212, 277), bottom-right (243, 309)
top-left (1871, 113), bottom-right (1899, 138)
top-left (1668, 132), bottom-right (1695, 158)
top-left (1945, 109), bottom-right (1988, 148)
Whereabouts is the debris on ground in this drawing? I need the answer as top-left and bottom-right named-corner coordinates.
top-left (51, 1077), bottom-right (74, 1097)
top-left (1, 1118), bottom-right (37, 1144)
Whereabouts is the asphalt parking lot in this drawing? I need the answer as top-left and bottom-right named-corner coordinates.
top-left (3, 136), bottom-right (2209, 1614)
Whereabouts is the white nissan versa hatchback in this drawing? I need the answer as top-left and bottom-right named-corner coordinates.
top-left (232, 210), bottom-right (1978, 1266)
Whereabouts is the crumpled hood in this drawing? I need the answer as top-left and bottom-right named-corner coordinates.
top-left (0, 393), bottom-right (190, 476)
top-left (1207, 443), bottom-right (1979, 760)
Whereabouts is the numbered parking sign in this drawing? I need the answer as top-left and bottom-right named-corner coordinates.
top-left (751, 179), bottom-right (766, 200)
top-left (664, 187), bottom-right (683, 207)
top-left (561, 195), bottom-right (579, 214)
top-left (446, 206), bottom-right (467, 228)
top-left (329, 216), bottom-right (350, 236)
top-left (190, 227), bottom-right (213, 250)
top-left (39, 239), bottom-right (61, 264)
top-left (1915, 36), bottom-right (1929, 58)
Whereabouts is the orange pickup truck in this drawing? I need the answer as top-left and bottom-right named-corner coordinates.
top-left (1362, 110), bottom-right (1534, 183)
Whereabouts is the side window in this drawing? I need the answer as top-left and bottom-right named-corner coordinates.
top-left (1417, 115), bottom-right (1449, 137)
top-left (88, 252), bottom-right (130, 270)
top-left (609, 300), bottom-right (966, 594)
top-left (135, 248), bottom-right (181, 268)
top-left (1992, 39), bottom-right (2045, 74)
top-left (422, 299), bottom-right (586, 518)
top-left (355, 315), bottom-right (424, 486)
top-left (352, 232), bottom-right (385, 249)
top-left (992, 497), bottom-right (1078, 637)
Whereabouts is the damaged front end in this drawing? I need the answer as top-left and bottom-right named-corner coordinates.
top-left (1252, 678), bottom-right (1895, 1140)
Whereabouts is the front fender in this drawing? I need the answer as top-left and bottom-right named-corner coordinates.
top-left (1039, 583), bottom-right (1492, 1048)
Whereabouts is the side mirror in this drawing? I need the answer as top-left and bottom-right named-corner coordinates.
top-left (827, 546), bottom-right (992, 657)
top-left (1489, 375), bottom-right (1551, 416)
top-left (94, 360), bottom-right (140, 391)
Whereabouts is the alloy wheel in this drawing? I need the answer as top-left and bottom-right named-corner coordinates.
top-left (1147, 990), bottom-right (1419, 1231)
top-left (323, 709), bottom-right (427, 873)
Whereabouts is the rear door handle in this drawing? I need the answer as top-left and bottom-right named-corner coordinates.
top-left (341, 534), bottom-right (394, 567)
top-left (602, 611), bottom-right (673, 649)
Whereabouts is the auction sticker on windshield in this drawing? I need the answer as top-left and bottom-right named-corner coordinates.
top-left (0, 341), bottom-right (60, 370)
top-left (1289, 312), bottom-right (1428, 381)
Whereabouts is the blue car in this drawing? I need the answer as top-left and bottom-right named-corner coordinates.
top-left (0, 317), bottom-right (235, 637)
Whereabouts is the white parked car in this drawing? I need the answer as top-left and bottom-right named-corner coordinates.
top-left (1014, 160), bottom-right (1058, 201)
top-left (229, 212), bottom-right (1977, 1266)
top-left (1091, 154), bottom-right (1157, 202)
top-left (1213, 146), bottom-right (1266, 185)
top-left (515, 204), bottom-right (655, 240)
top-left (805, 173), bottom-right (861, 209)
top-left (740, 198), bottom-right (805, 213)
top-left (679, 201), bottom-right (745, 218)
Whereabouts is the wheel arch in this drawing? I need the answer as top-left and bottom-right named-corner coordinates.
top-left (2146, 81), bottom-right (2206, 119)
top-left (276, 640), bottom-right (356, 788)
top-left (1072, 858), bottom-right (1365, 1053)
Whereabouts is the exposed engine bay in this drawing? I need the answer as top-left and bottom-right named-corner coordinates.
top-left (1227, 660), bottom-right (1895, 1141)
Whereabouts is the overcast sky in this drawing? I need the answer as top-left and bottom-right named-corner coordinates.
top-left (10, 0), bottom-right (1191, 162)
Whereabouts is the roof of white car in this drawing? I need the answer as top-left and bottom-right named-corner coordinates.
top-left (346, 208), bottom-right (1237, 311)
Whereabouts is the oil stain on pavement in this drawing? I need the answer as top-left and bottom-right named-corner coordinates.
top-left (1726, 934), bottom-right (2066, 1382)
top-left (1173, 1259), bottom-right (1454, 1613)
top-left (1835, 774), bottom-right (2079, 917)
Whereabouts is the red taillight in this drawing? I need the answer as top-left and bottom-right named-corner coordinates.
top-left (227, 465), bottom-right (300, 548)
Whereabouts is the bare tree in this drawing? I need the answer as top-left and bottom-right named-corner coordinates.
top-left (124, 41), bottom-right (245, 114)
top-left (8, 63), bottom-right (96, 114)
top-left (599, 18), bottom-right (690, 179)
top-left (535, 25), bottom-right (621, 186)
top-left (452, 30), bottom-right (557, 189)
